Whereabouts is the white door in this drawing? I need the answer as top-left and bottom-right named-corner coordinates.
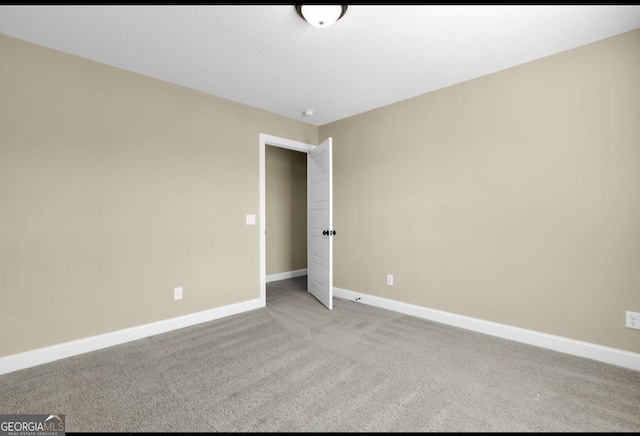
top-left (308, 137), bottom-right (333, 310)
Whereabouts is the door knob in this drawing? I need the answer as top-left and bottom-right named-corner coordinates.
top-left (323, 230), bottom-right (328, 235)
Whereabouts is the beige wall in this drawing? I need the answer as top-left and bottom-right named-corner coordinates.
top-left (265, 146), bottom-right (307, 276)
top-left (322, 29), bottom-right (640, 354)
top-left (0, 34), bottom-right (317, 357)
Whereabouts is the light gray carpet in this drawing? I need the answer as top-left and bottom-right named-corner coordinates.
top-left (1, 276), bottom-right (639, 432)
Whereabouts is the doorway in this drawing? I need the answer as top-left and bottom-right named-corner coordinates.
top-left (259, 133), bottom-right (334, 309)
top-left (265, 145), bottom-right (307, 289)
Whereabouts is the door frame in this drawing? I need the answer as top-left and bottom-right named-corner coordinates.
top-left (259, 133), bottom-right (315, 307)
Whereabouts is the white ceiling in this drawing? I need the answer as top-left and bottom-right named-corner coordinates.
top-left (1, 5), bottom-right (640, 126)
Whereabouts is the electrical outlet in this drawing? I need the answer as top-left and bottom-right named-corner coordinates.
top-left (626, 311), bottom-right (640, 330)
top-left (174, 287), bottom-right (183, 301)
top-left (386, 274), bottom-right (393, 286)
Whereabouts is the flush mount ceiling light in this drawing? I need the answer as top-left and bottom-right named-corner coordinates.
top-left (296, 5), bottom-right (348, 28)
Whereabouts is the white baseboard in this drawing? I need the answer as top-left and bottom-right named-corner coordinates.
top-left (266, 269), bottom-right (307, 283)
top-left (5, 288), bottom-right (637, 376)
top-left (333, 287), bottom-right (640, 372)
top-left (0, 298), bottom-right (263, 376)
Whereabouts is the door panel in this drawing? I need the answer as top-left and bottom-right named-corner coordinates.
top-left (307, 137), bottom-right (333, 310)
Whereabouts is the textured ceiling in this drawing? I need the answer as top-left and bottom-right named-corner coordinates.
top-left (1, 5), bottom-right (639, 126)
